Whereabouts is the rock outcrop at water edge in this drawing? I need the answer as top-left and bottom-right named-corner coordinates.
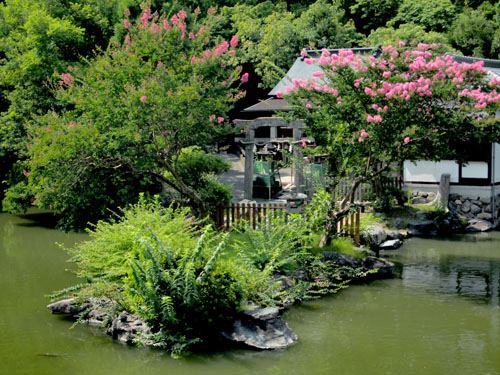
top-left (221, 306), bottom-right (297, 349)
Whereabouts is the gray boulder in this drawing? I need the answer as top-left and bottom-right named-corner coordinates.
top-left (477, 212), bottom-right (493, 221)
top-left (321, 251), bottom-right (363, 268)
top-left (362, 257), bottom-right (396, 277)
top-left (363, 225), bottom-right (388, 247)
top-left (461, 200), bottom-right (471, 213)
top-left (407, 220), bottom-right (438, 236)
top-left (321, 251), bottom-right (395, 277)
top-left (379, 239), bottom-right (402, 250)
top-left (47, 298), bottom-right (90, 315)
top-left (465, 219), bottom-right (494, 232)
top-left (107, 312), bottom-right (152, 345)
top-left (415, 210), bottom-right (435, 221)
top-left (470, 204), bottom-right (482, 215)
top-left (222, 307), bottom-right (297, 350)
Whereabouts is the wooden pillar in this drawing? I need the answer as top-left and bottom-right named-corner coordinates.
top-left (293, 127), bottom-right (304, 193)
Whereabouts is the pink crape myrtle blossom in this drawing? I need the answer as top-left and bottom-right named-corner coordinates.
top-left (140, 95), bottom-right (147, 102)
top-left (404, 137), bottom-right (410, 144)
top-left (230, 35), bottom-right (238, 47)
top-left (124, 19), bottom-right (130, 29)
top-left (217, 117), bottom-right (224, 123)
top-left (240, 73), bottom-right (249, 83)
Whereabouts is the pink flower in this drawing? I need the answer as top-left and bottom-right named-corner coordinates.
top-left (301, 48), bottom-right (307, 57)
top-left (141, 8), bottom-right (151, 28)
top-left (358, 137), bottom-right (364, 143)
top-left (301, 138), bottom-right (307, 148)
top-left (151, 23), bottom-right (159, 33)
top-left (306, 103), bottom-right (312, 108)
top-left (230, 35), bottom-right (238, 47)
top-left (188, 32), bottom-right (195, 39)
top-left (124, 19), bottom-right (130, 29)
top-left (312, 71), bottom-right (325, 78)
top-left (360, 129), bottom-right (368, 138)
top-left (217, 117), bottom-right (224, 123)
top-left (304, 58), bottom-right (316, 64)
top-left (171, 14), bottom-right (179, 25)
top-left (366, 114), bottom-right (374, 123)
top-left (240, 73), bottom-right (249, 83)
top-left (140, 95), bottom-right (147, 102)
top-left (382, 71), bottom-right (391, 78)
top-left (209, 115), bottom-right (216, 121)
top-left (163, 19), bottom-right (171, 31)
top-left (61, 73), bottom-right (72, 84)
top-left (404, 137), bottom-right (410, 144)
top-left (177, 9), bottom-right (187, 19)
top-left (276, 91), bottom-right (283, 98)
top-left (23, 170), bottom-right (30, 177)
top-left (398, 41), bottom-right (406, 47)
top-left (229, 50), bottom-right (236, 56)
top-left (157, 60), bottom-right (164, 67)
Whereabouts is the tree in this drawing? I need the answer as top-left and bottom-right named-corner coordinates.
top-left (366, 23), bottom-right (457, 54)
top-left (283, 44), bottom-right (500, 244)
top-left (217, 0), bottom-right (360, 88)
top-left (4, 6), bottom-right (246, 229)
top-left (347, 0), bottom-right (401, 35)
top-left (388, 0), bottom-right (457, 33)
top-left (0, 0), bottom-right (120, 208)
top-left (450, 8), bottom-right (498, 58)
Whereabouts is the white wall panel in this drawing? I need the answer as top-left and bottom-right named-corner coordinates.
top-left (461, 161), bottom-right (489, 179)
top-left (404, 160), bottom-right (459, 183)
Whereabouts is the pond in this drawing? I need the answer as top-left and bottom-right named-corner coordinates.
top-left (1, 211), bottom-right (499, 375)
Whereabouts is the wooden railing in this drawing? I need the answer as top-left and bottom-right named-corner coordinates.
top-left (215, 202), bottom-right (286, 230)
top-left (214, 203), bottom-right (360, 243)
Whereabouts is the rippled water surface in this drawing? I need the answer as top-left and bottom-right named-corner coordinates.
top-left (1, 211), bottom-right (499, 375)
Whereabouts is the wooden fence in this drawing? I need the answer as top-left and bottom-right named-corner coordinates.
top-left (334, 177), bottom-right (402, 202)
top-left (214, 202), bottom-right (360, 243)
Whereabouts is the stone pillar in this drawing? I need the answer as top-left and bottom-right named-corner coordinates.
top-left (438, 173), bottom-right (451, 209)
top-left (270, 126), bottom-right (277, 139)
top-left (293, 128), bottom-right (304, 193)
top-left (244, 129), bottom-right (255, 199)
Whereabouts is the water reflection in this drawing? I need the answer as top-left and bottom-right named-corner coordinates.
top-left (382, 232), bottom-right (500, 306)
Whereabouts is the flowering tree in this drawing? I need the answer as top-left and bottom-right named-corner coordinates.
top-left (283, 43), bottom-right (500, 243)
top-left (5, 7), bottom-right (248, 229)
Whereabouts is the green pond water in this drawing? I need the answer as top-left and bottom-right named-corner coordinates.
top-left (1, 211), bottom-right (500, 375)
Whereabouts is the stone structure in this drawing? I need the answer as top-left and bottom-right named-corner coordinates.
top-left (235, 117), bottom-right (308, 199)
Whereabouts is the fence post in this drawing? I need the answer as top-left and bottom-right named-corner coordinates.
top-left (252, 203), bottom-right (256, 230)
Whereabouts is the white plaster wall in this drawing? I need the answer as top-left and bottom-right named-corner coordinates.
top-left (461, 161), bottom-right (489, 179)
top-left (404, 160), bottom-right (459, 183)
top-left (495, 143), bottom-right (500, 183)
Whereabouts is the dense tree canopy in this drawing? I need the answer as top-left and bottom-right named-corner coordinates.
top-left (283, 44), bottom-right (500, 240)
top-left (4, 6), bottom-right (245, 229)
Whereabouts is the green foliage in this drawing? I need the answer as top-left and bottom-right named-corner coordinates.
top-left (348, 0), bottom-right (401, 35)
top-left (59, 196), bottom-right (247, 353)
top-left (6, 6), bottom-right (244, 228)
top-left (165, 146), bottom-right (232, 212)
top-left (366, 23), bottom-right (457, 54)
top-left (450, 8), bottom-right (498, 58)
top-left (305, 189), bottom-right (331, 232)
top-left (388, 0), bottom-right (457, 33)
top-left (218, 0), bottom-right (360, 88)
top-left (0, 0), bottom-right (120, 209)
top-left (231, 214), bottom-right (312, 275)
